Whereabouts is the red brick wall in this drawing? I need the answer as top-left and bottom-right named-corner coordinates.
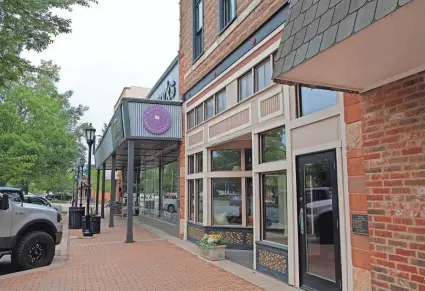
top-left (345, 72), bottom-right (425, 291)
top-left (179, 0), bottom-right (287, 93)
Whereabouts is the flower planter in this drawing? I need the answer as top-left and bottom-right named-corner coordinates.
top-left (199, 245), bottom-right (226, 261)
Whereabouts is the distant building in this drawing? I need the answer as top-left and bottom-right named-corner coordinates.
top-left (114, 86), bottom-right (151, 111)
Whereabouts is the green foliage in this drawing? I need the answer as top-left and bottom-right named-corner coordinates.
top-left (196, 234), bottom-right (227, 250)
top-left (211, 150), bottom-right (241, 171)
top-left (90, 169), bottom-right (111, 192)
top-left (0, 61), bottom-right (88, 193)
top-left (0, 0), bottom-right (98, 86)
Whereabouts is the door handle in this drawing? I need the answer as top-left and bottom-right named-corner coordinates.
top-left (299, 208), bottom-right (304, 235)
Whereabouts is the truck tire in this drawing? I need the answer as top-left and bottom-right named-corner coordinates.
top-left (12, 231), bottom-right (55, 270)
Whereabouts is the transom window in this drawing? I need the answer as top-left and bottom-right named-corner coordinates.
top-left (220, 0), bottom-right (236, 31)
top-left (298, 87), bottom-right (338, 117)
top-left (261, 127), bottom-right (287, 163)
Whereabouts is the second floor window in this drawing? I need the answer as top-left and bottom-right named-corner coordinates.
top-left (239, 71), bottom-right (253, 101)
top-left (216, 89), bottom-right (226, 114)
top-left (205, 97), bottom-right (215, 120)
top-left (195, 104), bottom-right (203, 126)
top-left (194, 0), bottom-right (204, 60)
top-left (255, 58), bottom-right (271, 92)
top-left (220, 0), bottom-right (236, 31)
top-left (187, 110), bottom-right (195, 130)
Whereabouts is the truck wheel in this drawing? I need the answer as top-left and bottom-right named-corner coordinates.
top-left (167, 204), bottom-right (175, 213)
top-left (12, 231), bottom-right (55, 270)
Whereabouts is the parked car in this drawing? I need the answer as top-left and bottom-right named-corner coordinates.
top-left (305, 187), bottom-right (333, 244)
top-left (0, 187), bottom-right (63, 270)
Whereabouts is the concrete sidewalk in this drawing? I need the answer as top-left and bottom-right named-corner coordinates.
top-left (0, 215), bottom-right (292, 291)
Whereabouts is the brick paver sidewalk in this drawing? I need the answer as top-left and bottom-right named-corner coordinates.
top-left (0, 217), bottom-right (263, 291)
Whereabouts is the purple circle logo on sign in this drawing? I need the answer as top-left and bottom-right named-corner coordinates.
top-left (143, 106), bottom-right (171, 135)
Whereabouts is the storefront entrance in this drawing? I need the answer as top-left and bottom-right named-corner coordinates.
top-left (296, 150), bottom-right (342, 291)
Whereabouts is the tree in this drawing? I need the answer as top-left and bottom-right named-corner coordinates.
top-left (0, 0), bottom-right (98, 86)
top-left (0, 61), bottom-right (88, 193)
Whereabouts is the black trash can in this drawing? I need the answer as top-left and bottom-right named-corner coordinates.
top-left (68, 207), bottom-right (85, 229)
top-left (82, 215), bottom-right (101, 234)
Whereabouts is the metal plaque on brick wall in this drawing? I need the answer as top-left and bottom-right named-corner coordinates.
top-left (352, 214), bottom-right (369, 235)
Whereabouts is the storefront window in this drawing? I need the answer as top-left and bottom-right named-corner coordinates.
top-left (263, 172), bottom-right (287, 245)
top-left (212, 178), bottom-right (242, 225)
top-left (196, 152), bottom-right (203, 173)
top-left (245, 149), bottom-right (252, 170)
top-left (205, 97), bottom-right (215, 120)
top-left (189, 180), bottom-right (195, 221)
top-left (246, 178), bottom-right (253, 226)
top-left (261, 127), bottom-right (286, 163)
top-left (196, 179), bottom-right (203, 223)
top-left (299, 87), bottom-right (337, 116)
top-left (211, 150), bottom-right (241, 171)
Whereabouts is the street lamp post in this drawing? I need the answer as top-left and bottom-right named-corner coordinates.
top-left (83, 123), bottom-right (96, 237)
top-left (79, 157), bottom-right (85, 208)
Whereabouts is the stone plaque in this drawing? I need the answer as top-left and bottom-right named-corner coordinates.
top-left (352, 214), bottom-right (369, 235)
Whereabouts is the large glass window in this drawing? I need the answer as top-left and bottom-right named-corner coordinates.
top-left (261, 127), bottom-right (286, 163)
top-left (239, 71), bottom-right (253, 101)
top-left (205, 97), bottom-right (215, 120)
top-left (263, 172), bottom-right (287, 245)
top-left (220, 0), bottom-right (236, 30)
top-left (194, 0), bottom-right (204, 60)
top-left (255, 58), bottom-right (271, 92)
top-left (211, 150), bottom-right (241, 171)
top-left (188, 155), bottom-right (195, 174)
top-left (299, 87), bottom-right (337, 116)
top-left (196, 179), bottom-right (203, 223)
top-left (212, 178), bottom-right (242, 225)
top-left (196, 152), bottom-right (203, 173)
top-left (216, 89), bottom-right (226, 114)
top-left (189, 180), bottom-right (195, 221)
top-left (187, 110), bottom-right (195, 130)
top-left (195, 104), bottom-right (203, 126)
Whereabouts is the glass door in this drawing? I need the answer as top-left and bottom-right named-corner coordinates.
top-left (296, 150), bottom-right (342, 291)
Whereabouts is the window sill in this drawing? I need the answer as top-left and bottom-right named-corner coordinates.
top-left (210, 225), bottom-right (252, 229)
top-left (256, 240), bottom-right (288, 251)
top-left (192, 51), bottom-right (204, 65)
top-left (219, 17), bottom-right (237, 36)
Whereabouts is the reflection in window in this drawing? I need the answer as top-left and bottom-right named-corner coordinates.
top-left (187, 110), bottom-right (195, 130)
top-left (189, 180), bottom-right (195, 221)
top-left (196, 152), bottom-right (203, 173)
top-left (255, 58), bottom-right (271, 92)
top-left (245, 149), bottom-right (252, 170)
top-left (263, 172), bottom-right (287, 245)
top-left (212, 178), bottom-right (242, 225)
top-left (299, 87), bottom-right (337, 116)
top-left (195, 104), bottom-right (203, 125)
top-left (246, 178), bottom-right (253, 226)
top-left (211, 150), bottom-right (241, 171)
top-left (239, 71), bottom-right (253, 101)
top-left (205, 97), bottom-right (215, 120)
top-left (261, 127), bottom-right (286, 163)
top-left (196, 179), bottom-right (203, 223)
top-left (188, 155), bottom-right (195, 174)
top-left (216, 89), bottom-right (226, 114)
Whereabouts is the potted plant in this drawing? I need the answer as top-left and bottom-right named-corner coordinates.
top-left (196, 234), bottom-right (227, 261)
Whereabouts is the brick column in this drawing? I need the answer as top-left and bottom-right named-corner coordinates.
top-left (346, 72), bottom-right (425, 291)
top-left (344, 93), bottom-right (372, 290)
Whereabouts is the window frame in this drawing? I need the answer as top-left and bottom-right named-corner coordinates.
top-left (261, 171), bottom-right (288, 245)
top-left (195, 103), bottom-right (204, 126)
top-left (193, 0), bottom-right (204, 61)
top-left (204, 96), bottom-right (215, 120)
top-left (188, 155), bottom-right (195, 174)
top-left (238, 70), bottom-right (253, 102)
top-left (219, 0), bottom-right (237, 33)
top-left (187, 110), bottom-right (195, 130)
top-left (188, 180), bottom-right (195, 222)
top-left (196, 179), bottom-right (203, 223)
top-left (260, 126), bottom-right (287, 164)
top-left (211, 177), bottom-right (243, 226)
top-left (215, 88), bottom-right (226, 114)
top-left (254, 57), bottom-right (272, 93)
top-left (296, 86), bottom-right (338, 117)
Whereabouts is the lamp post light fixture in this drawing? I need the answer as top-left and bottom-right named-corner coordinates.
top-left (79, 157), bottom-right (85, 208)
top-left (83, 123), bottom-right (96, 237)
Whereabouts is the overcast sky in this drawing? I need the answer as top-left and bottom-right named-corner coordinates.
top-left (24, 0), bottom-right (180, 133)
